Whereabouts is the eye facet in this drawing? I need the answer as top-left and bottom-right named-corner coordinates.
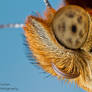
top-left (52, 5), bottom-right (90, 49)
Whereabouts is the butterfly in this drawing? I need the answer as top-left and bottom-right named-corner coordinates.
top-left (0, 0), bottom-right (92, 92)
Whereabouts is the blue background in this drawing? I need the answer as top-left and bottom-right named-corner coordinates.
top-left (0, 0), bottom-right (86, 92)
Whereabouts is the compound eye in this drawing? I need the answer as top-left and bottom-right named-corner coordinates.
top-left (52, 5), bottom-right (90, 49)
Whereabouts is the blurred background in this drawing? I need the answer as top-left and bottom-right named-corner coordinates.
top-left (0, 0), bottom-right (85, 92)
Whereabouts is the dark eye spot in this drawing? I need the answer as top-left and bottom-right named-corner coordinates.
top-left (58, 22), bottom-right (65, 32)
top-left (67, 38), bottom-right (72, 45)
top-left (77, 16), bottom-right (82, 24)
top-left (66, 11), bottom-right (75, 18)
top-left (71, 25), bottom-right (77, 33)
top-left (79, 31), bottom-right (83, 38)
top-left (75, 40), bottom-right (80, 46)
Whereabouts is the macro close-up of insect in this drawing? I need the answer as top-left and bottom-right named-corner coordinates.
top-left (0, 0), bottom-right (92, 92)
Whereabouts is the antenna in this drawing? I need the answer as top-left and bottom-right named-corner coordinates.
top-left (44, 0), bottom-right (52, 8)
top-left (0, 0), bottom-right (52, 29)
top-left (0, 24), bottom-right (24, 29)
